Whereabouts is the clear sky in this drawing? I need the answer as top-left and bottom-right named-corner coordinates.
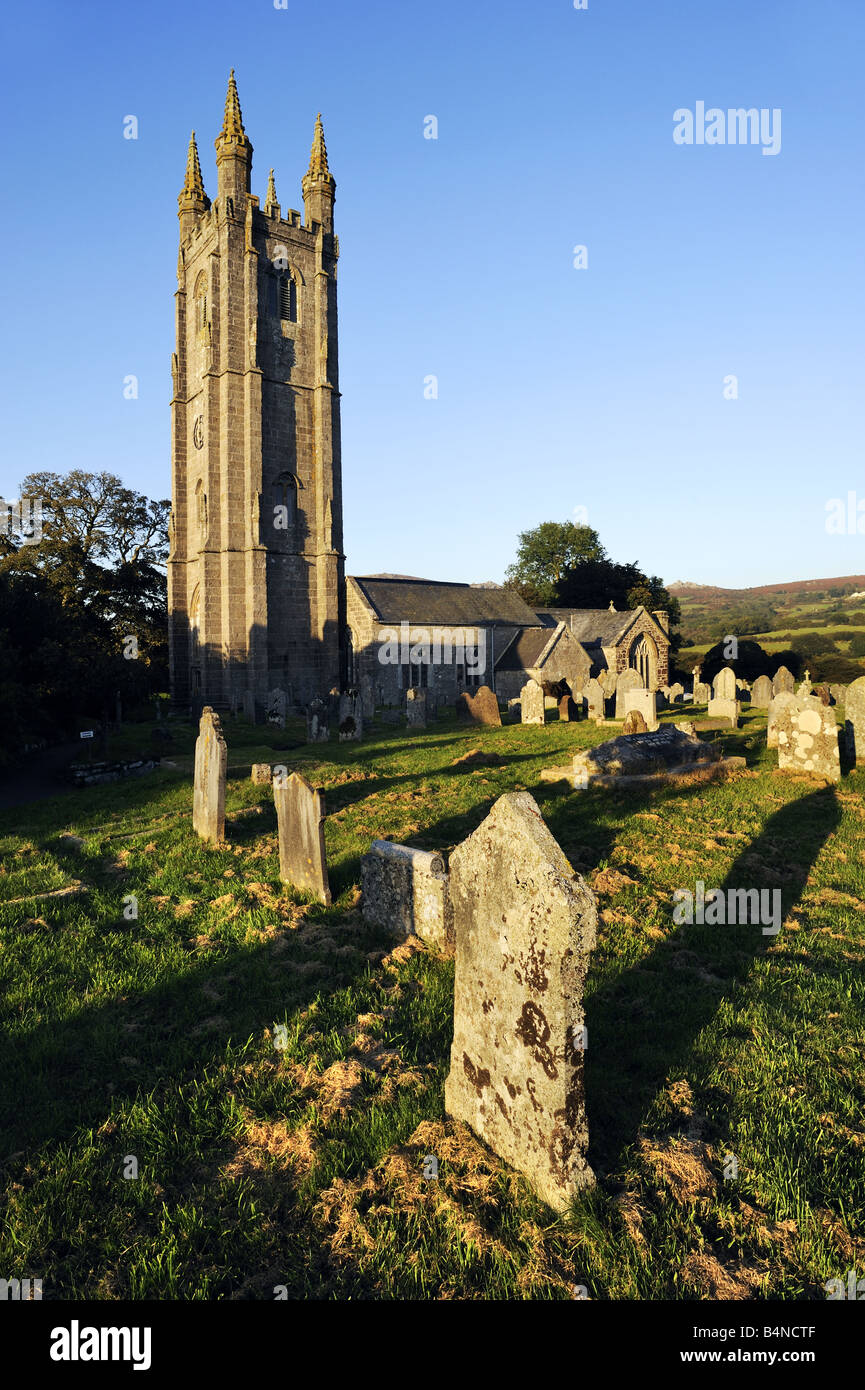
top-left (1, 0), bottom-right (862, 589)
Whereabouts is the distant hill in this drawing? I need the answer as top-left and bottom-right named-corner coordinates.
top-left (670, 576), bottom-right (865, 604)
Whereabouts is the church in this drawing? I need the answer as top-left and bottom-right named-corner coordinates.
top-left (167, 76), bottom-right (670, 713)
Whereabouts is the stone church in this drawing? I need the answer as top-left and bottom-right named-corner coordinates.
top-left (168, 76), bottom-right (671, 712)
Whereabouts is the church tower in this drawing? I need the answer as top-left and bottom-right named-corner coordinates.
top-left (168, 73), bottom-right (345, 712)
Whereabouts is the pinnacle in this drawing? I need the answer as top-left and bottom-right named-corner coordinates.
top-left (265, 168), bottom-right (278, 208)
top-left (306, 112), bottom-right (333, 181)
top-left (182, 130), bottom-right (206, 198)
top-left (219, 68), bottom-right (249, 143)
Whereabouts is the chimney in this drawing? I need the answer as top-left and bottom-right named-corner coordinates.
top-left (653, 610), bottom-right (670, 634)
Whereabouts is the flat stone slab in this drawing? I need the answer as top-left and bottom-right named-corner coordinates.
top-left (573, 726), bottom-right (720, 781)
top-left (541, 755), bottom-right (745, 789)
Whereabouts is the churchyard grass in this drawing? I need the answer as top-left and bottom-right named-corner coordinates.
top-left (0, 708), bottom-right (863, 1299)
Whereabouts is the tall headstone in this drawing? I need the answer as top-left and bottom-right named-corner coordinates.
top-left (192, 707), bottom-right (227, 844)
top-left (776, 695), bottom-right (840, 782)
top-left (360, 674), bottom-right (376, 721)
top-left (406, 687), bottom-right (427, 729)
top-left (844, 675), bottom-right (865, 765)
top-left (519, 678), bottom-right (546, 725)
top-left (266, 688), bottom-right (286, 728)
top-left (458, 685), bottom-right (502, 726)
top-left (614, 668), bottom-right (642, 719)
top-left (767, 691), bottom-right (797, 749)
top-left (773, 665), bottom-right (795, 695)
top-left (750, 674), bottom-right (773, 709)
top-left (713, 667), bottom-right (737, 701)
top-left (361, 840), bottom-right (452, 953)
top-left (274, 771), bottom-right (332, 905)
top-left (444, 792), bottom-right (597, 1213)
top-left (583, 678), bottom-right (605, 720)
top-left (600, 669), bottom-right (618, 701)
top-left (693, 681), bottom-right (710, 704)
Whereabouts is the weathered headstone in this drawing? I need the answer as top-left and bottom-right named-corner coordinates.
top-left (614, 668), bottom-right (642, 719)
top-left (558, 691), bottom-right (580, 722)
top-left (360, 674), bottom-right (376, 721)
top-left (776, 695), bottom-right (840, 782)
top-left (773, 665), bottom-right (795, 695)
top-left (519, 678), bottom-right (545, 725)
top-left (668, 682), bottom-right (684, 703)
top-left (242, 690), bottom-right (257, 725)
top-left (750, 674), bottom-right (773, 709)
top-left (251, 763), bottom-right (272, 785)
top-left (406, 687), bottom-right (427, 728)
top-left (844, 675), bottom-right (865, 765)
top-left (830, 683), bottom-right (846, 707)
top-left (693, 681), bottom-right (710, 704)
top-left (583, 678), bottom-right (605, 720)
top-left (266, 688), bottom-right (286, 728)
top-left (306, 697), bottom-right (329, 743)
top-left (444, 791), bottom-right (597, 1212)
top-left (713, 666), bottom-right (737, 701)
top-left (193, 707), bottom-right (227, 844)
top-left (622, 688), bottom-right (658, 731)
top-left (600, 669), bottom-right (618, 700)
top-left (706, 696), bottom-right (739, 727)
top-left (796, 671), bottom-right (813, 698)
top-left (458, 685), bottom-right (502, 726)
top-left (815, 683), bottom-right (831, 706)
top-left (361, 840), bottom-right (452, 953)
top-left (622, 708), bottom-right (648, 735)
top-left (274, 771), bottom-right (331, 904)
top-left (767, 691), bottom-right (797, 749)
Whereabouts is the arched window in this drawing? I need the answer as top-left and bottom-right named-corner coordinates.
top-left (194, 272), bottom-right (208, 333)
top-left (194, 479), bottom-right (207, 540)
top-left (278, 273), bottom-right (297, 323)
top-left (345, 628), bottom-right (356, 687)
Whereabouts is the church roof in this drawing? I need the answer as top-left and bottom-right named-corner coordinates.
top-left (536, 606), bottom-right (666, 647)
top-left (349, 577), bottom-right (539, 627)
top-left (494, 627), bottom-right (556, 671)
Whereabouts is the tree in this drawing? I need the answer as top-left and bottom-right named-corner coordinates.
top-left (701, 638), bottom-right (771, 684)
top-left (504, 521), bottom-right (605, 606)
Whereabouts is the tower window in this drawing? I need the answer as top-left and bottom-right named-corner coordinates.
top-left (194, 271), bottom-right (208, 333)
top-left (278, 274), bottom-right (297, 323)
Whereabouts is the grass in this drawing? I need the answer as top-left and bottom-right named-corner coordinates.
top-left (0, 707), bottom-right (863, 1300)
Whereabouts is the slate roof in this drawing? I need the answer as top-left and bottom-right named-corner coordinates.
top-left (494, 626), bottom-right (554, 671)
top-left (350, 577), bottom-right (539, 626)
top-left (536, 607), bottom-right (663, 647)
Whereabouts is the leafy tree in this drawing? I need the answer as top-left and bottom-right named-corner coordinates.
top-left (504, 522), bottom-right (605, 606)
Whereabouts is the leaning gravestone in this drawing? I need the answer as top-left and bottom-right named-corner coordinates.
top-left (622, 708), bottom-right (648, 735)
top-left (193, 707), bottom-right (227, 844)
top-left (767, 691), bottom-right (798, 749)
top-left (844, 675), bottom-right (865, 765)
top-left (274, 771), bottom-right (332, 904)
top-left (361, 840), bottom-right (452, 953)
top-left (306, 697), bottom-right (329, 743)
top-left (406, 687), bottom-right (427, 729)
top-left (520, 678), bottom-right (546, 725)
top-left (773, 665), bottom-right (795, 695)
top-left (776, 695), bottom-right (840, 782)
top-left (444, 791), bottom-right (597, 1213)
top-left (583, 678), bottom-right (605, 720)
top-left (614, 669), bottom-right (642, 719)
top-left (458, 685), bottom-right (502, 727)
top-left (750, 674), bottom-right (773, 709)
top-left (266, 688), bottom-right (286, 728)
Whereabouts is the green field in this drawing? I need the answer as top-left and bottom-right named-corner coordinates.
top-left (1, 709), bottom-right (863, 1300)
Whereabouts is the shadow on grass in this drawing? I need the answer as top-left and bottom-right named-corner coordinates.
top-left (581, 784), bottom-right (841, 1176)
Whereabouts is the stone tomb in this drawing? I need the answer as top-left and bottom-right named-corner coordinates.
top-left (274, 771), bottom-right (332, 905)
top-left (444, 791), bottom-right (597, 1213)
top-left (775, 695), bottom-right (840, 782)
top-left (193, 707), bottom-right (227, 844)
top-left (519, 678), bottom-right (546, 725)
top-left (458, 685), bottom-right (502, 727)
top-left (614, 669), bottom-right (642, 719)
top-left (750, 674), bottom-right (773, 709)
top-left (406, 687), bottom-right (427, 729)
top-left (844, 675), bottom-right (865, 765)
top-left (361, 840), bottom-right (452, 953)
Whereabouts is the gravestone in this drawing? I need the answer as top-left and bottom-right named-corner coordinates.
top-left (266, 688), bottom-right (286, 728)
top-left (274, 771), bottom-right (331, 904)
top-left (750, 674), bottom-right (773, 709)
top-left (773, 665), bottom-right (795, 695)
top-left (251, 763), bottom-right (272, 785)
top-left (583, 678), bottom-right (605, 720)
top-left (520, 678), bottom-right (545, 725)
top-left (458, 685), bottom-right (502, 726)
top-left (713, 667), bottom-right (737, 701)
top-left (614, 669), bottom-right (642, 719)
top-left (600, 669), bottom-right (618, 700)
top-left (693, 681), bottom-right (710, 704)
top-left (776, 695), bottom-right (840, 782)
top-left (668, 682), bottom-right (684, 703)
top-left (830, 684), bottom-right (846, 707)
top-left (360, 674), bottom-right (376, 721)
top-left (306, 697), bottom-right (329, 743)
top-left (815, 684), bottom-right (831, 706)
top-left (573, 726), bottom-right (720, 782)
top-left (242, 690), bottom-right (257, 725)
top-left (844, 675), bottom-right (865, 765)
top-left (706, 697), bottom-right (738, 727)
top-left (558, 691), bottom-right (580, 722)
top-left (797, 670), bottom-right (813, 698)
top-left (406, 687), bottom-right (427, 729)
top-left (766, 691), bottom-right (797, 749)
top-left (338, 693), bottom-right (363, 741)
top-left (622, 708), bottom-right (648, 735)
top-left (193, 707), bottom-right (227, 844)
top-left (444, 791), bottom-right (597, 1213)
top-left (622, 688), bottom-right (658, 731)
top-left (361, 840), bottom-right (452, 953)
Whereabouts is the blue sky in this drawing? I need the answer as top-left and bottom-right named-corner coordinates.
top-left (1, 0), bottom-right (862, 588)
